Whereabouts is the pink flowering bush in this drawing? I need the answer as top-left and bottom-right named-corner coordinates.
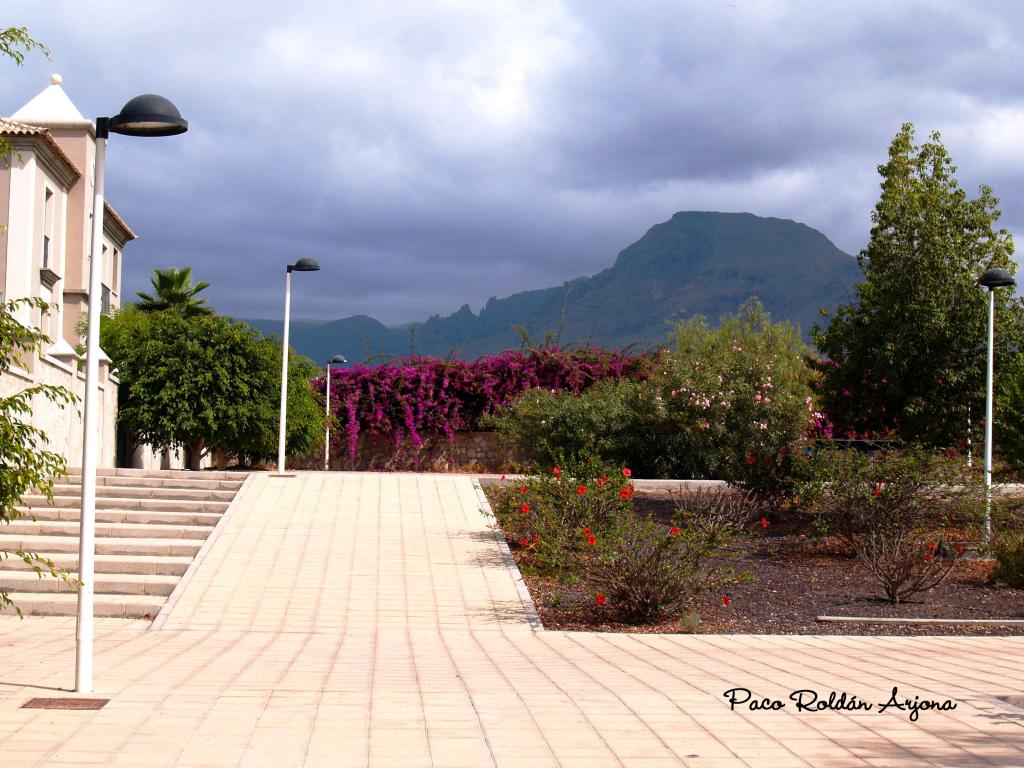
top-left (316, 348), bottom-right (653, 462)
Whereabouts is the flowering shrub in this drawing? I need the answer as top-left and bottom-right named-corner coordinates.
top-left (316, 348), bottom-right (653, 462)
top-left (796, 447), bottom-right (980, 602)
top-left (489, 455), bottom-right (634, 578)
top-left (489, 300), bottom-right (815, 494)
top-left (585, 511), bottom-right (735, 623)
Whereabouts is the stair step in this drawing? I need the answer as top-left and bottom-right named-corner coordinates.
top-left (16, 507), bottom-right (222, 527)
top-left (0, 570), bottom-right (179, 596)
top-left (60, 475), bottom-right (245, 492)
top-left (68, 467), bottom-right (246, 481)
top-left (0, 592), bottom-right (165, 618)
top-left (0, 534), bottom-right (203, 557)
top-left (3, 520), bottom-right (212, 540)
top-left (48, 483), bottom-right (237, 502)
top-left (20, 494), bottom-right (229, 513)
top-left (0, 552), bottom-right (193, 576)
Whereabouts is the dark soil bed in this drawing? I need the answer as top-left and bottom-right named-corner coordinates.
top-left (493, 490), bottom-right (1024, 636)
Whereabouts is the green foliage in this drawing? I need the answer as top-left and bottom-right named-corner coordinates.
top-left (135, 267), bottom-right (213, 317)
top-left (991, 530), bottom-right (1024, 588)
top-left (101, 307), bottom-right (324, 468)
top-left (812, 122), bottom-right (1024, 447)
top-left (586, 512), bottom-right (732, 623)
top-left (993, 356), bottom-right (1024, 475)
top-left (490, 300), bottom-right (814, 493)
top-left (489, 455), bottom-right (635, 579)
top-left (0, 298), bottom-right (76, 615)
top-left (796, 447), bottom-right (980, 602)
top-left (0, 27), bottom-right (49, 66)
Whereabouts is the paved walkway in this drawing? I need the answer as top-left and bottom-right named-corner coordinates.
top-left (1, 472), bottom-right (1023, 767)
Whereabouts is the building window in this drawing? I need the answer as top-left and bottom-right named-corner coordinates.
top-left (101, 285), bottom-right (111, 316)
top-left (42, 188), bottom-right (54, 269)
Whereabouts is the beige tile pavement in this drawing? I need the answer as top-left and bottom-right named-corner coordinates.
top-left (0, 472), bottom-right (1023, 767)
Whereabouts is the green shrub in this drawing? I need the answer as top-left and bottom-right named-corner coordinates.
top-left (489, 455), bottom-right (635, 579)
top-left (585, 511), bottom-right (733, 623)
top-left (796, 447), bottom-right (980, 602)
top-left (991, 531), bottom-right (1024, 588)
top-left (488, 300), bottom-right (814, 494)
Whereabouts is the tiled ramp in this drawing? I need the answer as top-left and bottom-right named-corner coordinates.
top-left (1, 472), bottom-right (1023, 767)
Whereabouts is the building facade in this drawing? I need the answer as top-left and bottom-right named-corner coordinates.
top-left (0, 76), bottom-right (134, 468)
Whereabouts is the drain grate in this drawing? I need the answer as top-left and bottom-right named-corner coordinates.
top-left (22, 698), bottom-right (109, 710)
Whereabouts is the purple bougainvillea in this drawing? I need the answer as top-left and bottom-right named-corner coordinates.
top-left (314, 348), bottom-right (654, 459)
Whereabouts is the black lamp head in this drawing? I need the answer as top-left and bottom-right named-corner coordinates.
top-left (979, 267), bottom-right (1016, 290)
top-left (108, 94), bottom-right (188, 137)
top-left (328, 354), bottom-right (348, 365)
top-left (288, 257), bottom-right (321, 273)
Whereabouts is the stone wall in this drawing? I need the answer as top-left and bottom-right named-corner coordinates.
top-left (290, 431), bottom-right (523, 473)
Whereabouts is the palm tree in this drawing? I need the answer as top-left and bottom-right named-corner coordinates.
top-left (135, 267), bottom-right (213, 317)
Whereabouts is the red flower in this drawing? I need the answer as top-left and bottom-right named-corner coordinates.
top-left (598, 476), bottom-right (608, 487)
top-left (595, 593), bottom-right (607, 605)
top-left (760, 517), bottom-right (769, 529)
top-left (669, 526), bottom-right (681, 536)
top-left (553, 465), bottom-right (561, 476)
top-left (871, 486), bottom-right (881, 496)
top-left (582, 527), bottom-right (592, 535)
top-left (586, 534), bottom-right (596, 546)
top-left (500, 474), bottom-right (506, 482)
top-left (518, 538), bottom-right (529, 548)
top-left (722, 596), bottom-right (731, 606)
top-left (622, 468), bottom-right (632, 478)
top-left (746, 454), bottom-right (756, 464)
top-left (924, 553), bottom-right (933, 563)
top-left (619, 484), bottom-right (636, 500)
top-left (577, 485), bottom-right (587, 495)
top-left (955, 544), bottom-right (965, 556)
top-left (519, 486), bottom-right (528, 495)
top-left (520, 503), bottom-right (531, 514)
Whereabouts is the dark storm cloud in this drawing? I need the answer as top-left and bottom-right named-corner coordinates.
top-left (3, 1), bottom-right (1024, 325)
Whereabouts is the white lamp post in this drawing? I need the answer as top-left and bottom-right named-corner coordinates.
top-left (276, 258), bottom-right (321, 474)
top-left (979, 266), bottom-right (1016, 543)
top-left (77, 95), bottom-right (187, 694)
top-left (323, 354), bottom-right (347, 470)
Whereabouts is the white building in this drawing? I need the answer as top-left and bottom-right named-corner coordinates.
top-left (0, 76), bottom-right (134, 468)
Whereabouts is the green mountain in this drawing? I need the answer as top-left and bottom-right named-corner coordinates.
top-left (246, 211), bottom-right (860, 363)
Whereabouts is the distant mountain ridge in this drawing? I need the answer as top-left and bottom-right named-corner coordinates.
top-left (244, 211), bottom-right (860, 364)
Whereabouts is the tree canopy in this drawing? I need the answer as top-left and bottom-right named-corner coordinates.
top-left (101, 307), bottom-right (324, 469)
top-left (812, 122), bottom-right (1024, 447)
top-left (135, 267), bottom-right (213, 317)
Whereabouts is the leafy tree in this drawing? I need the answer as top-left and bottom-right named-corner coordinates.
top-left (101, 308), bottom-right (324, 470)
top-left (812, 122), bottom-right (1024, 447)
top-left (135, 267), bottom-right (213, 317)
top-left (1, 298), bottom-right (75, 614)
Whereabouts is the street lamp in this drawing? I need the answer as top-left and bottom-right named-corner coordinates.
top-left (277, 258), bottom-right (321, 474)
top-left (77, 94), bottom-right (187, 694)
top-left (323, 354), bottom-right (347, 470)
top-left (979, 266), bottom-right (1016, 543)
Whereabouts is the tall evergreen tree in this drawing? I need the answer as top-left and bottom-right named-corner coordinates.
top-left (812, 122), bottom-right (1024, 447)
top-left (135, 267), bottom-right (213, 317)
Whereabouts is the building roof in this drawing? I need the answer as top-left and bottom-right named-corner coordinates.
top-left (0, 117), bottom-right (82, 179)
top-left (10, 75), bottom-right (93, 132)
top-left (104, 201), bottom-right (137, 242)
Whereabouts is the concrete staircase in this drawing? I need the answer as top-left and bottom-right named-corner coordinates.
top-left (0, 468), bottom-right (247, 619)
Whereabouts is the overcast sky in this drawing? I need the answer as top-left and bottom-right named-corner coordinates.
top-left (4, 1), bottom-right (1024, 324)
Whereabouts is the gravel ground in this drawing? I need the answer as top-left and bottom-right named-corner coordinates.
top-left (494, 490), bottom-right (1024, 636)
